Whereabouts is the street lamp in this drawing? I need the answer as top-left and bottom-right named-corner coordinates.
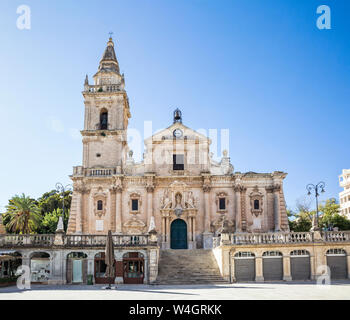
top-left (55, 183), bottom-right (72, 231)
top-left (306, 181), bottom-right (325, 231)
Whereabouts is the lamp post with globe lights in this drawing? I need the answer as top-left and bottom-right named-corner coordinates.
top-left (306, 182), bottom-right (326, 231)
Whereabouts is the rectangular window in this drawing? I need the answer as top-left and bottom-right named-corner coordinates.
top-left (173, 154), bottom-right (184, 170)
top-left (219, 198), bottom-right (226, 210)
top-left (132, 199), bottom-right (139, 211)
top-left (254, 200), bottom-right (260, 210)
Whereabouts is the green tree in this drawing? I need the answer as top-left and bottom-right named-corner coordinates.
top-left (36, 189), bottom-right (72, 233)
top-left (40, 208), bottom-right (70, 234)
top-left (5, 194), bottom-right (41, 234)
top-left (319, 198), bottom-right (350, 230)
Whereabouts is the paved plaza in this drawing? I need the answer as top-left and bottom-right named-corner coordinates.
top-left (1, 281), bottom-right (350, 300)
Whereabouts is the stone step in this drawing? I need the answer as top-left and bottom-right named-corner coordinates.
top-left (156, 249), bottom-right (228, 285)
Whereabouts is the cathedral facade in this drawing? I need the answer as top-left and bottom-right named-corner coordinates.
top-left (67, 37), bottom-right (290, 250)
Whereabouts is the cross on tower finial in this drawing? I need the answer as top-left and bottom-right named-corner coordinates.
top-left (109, 32), bottom-right (114, 39)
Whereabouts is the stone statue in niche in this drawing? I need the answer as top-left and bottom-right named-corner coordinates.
top-left (186, 191), bottom-right (195, 208)
top-left (162, 188), bottom-right (171, 209)
top-left (174, 193), bottom-right (183, 217)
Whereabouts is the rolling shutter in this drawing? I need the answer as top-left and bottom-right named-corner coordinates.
top-left (291, 257), bottom-right (311, 280)
top-left (263, 257), bottom-right (283, 281)
top-left (327, 256), bottom-right (347, 280)
top-left (235, 258), bottom-right (255, 282)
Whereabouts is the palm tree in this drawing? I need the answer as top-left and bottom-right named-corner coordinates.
top-left (6, 194), bottom-right (41, 234)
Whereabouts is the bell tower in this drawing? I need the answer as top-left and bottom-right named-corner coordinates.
top-left (81, 37), bottom-right (131, 170)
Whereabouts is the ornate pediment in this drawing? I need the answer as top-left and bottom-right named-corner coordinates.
top-left (93, 188), bottom-right (107, 218)
top-left (123, 217), bottom-right (146, 234)
top-left (249, 185), bottom-right (264, 217)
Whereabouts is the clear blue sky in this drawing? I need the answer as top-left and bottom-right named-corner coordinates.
top-left (0, 0), bottom-right (349, 212)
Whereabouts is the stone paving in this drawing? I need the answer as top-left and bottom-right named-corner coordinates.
top-left (1, 281), bottom-right (350, 300)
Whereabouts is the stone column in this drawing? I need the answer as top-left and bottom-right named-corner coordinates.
top-left (203, 183), bottom-right (213, 249)
top-left (75, 192), bottom-right (83, 234)
top-left (255, 257), bottom-right (264, 282)
top-left (240, 187), bottom-right (247, 232)
top-left (166, 217), bottom-right (171, 247)
top-left (234, 186), bottom-right (241, 232)
top-left (161, 217), bottom-right (166, 242)
top-left (310, 255), bottom-right (316, 280)
top-left (146, 187), bottom-right (154, 227)
top-left (347, 255), bottom-right (350, 279)
top-left (283, 256), bottom-right (292, 281)
top-left (109, 188), bottom-right (117, 232)
top-left (230, 254), bottom-right (236, 283)
top-left (115, 189), bottom-right (123, 233)
top-left (192, 217), bottom-right (196, 242)
top-left (87, 252), bottom-right (95, 283)
top-left (274, 185), bottom-right (281, 232)
top-left (203, 190), bottom-right (211, 232)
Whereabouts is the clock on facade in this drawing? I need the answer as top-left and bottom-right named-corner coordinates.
top-left (173, 129), bottom-right (183, 138)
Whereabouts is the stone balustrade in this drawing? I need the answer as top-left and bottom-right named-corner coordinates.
top-left (86, 167), bottom-right (117, 177)
top-left (323, 231), bottom-right (350, 242)
top-left (86, 85), bottom-right (121, 93)
top-left (0, 234), bottom-right (153, 248)
top-left (228, 231), bottom-right (350, 245)
top-left (72, 166), bottom-right (120, 177)
top-left (0, 234), bottom-right (55, 247)
top-left (64, 234), bottom-right (150, 247)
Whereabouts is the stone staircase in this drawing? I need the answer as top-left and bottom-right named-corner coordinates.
top-left (155, 249), bottom-right (229, 285)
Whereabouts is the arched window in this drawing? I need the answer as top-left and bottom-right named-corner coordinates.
top-left (100, 110), bottom-right (108, 130)
top-left (97, 200), bottom-right (103, 211)
top-left (234, 252), bottom-right (255, 258)
top-left (290, 250), bottom-right (310, 256)
top-left (326, 248), bottom-right (346, 255)
top-left (262, 251), bottom-right (283, 257)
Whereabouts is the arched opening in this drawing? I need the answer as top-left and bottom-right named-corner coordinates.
top-left (0, 251), bottom-right (22, 280)
top-left (122, 252), bottom-right (144, 284)
top-left (30, 252), bottom-right (50, 283)
top-left (171, 219), bottom-right (188, 249)
top-left (326, 248), bottom-right (347, 279)
top-left (290, 250), bottom-right (311, 280)
top-left (67, 252), bottom-right (88, 284)
top-left (262, 251), bottom-right (283, 281)
top-left (234, 252), bottom-right (255, 282)
top-left (100, 109), bottom-right (108, 130)
top-left (94, 252), bottom-right (116, 284)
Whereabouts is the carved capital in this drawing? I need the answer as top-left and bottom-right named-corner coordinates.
top-left (146, 184), bottom-right (155, 193)
top-left (273, 184), bottom-right (281, 192)
top-left (266, 185), bottom-right (274, 193)
top-left (203, 185), bottom-right (211, 193)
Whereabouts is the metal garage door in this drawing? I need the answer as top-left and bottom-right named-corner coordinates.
top-left (263, 251), bottom-right (283, 281)
top-left (234, 252), bottom-right (255, 282)
top-left (326, 249), bottom-right (347, 280)
top-left (291, 250), bottom-right (311, 281)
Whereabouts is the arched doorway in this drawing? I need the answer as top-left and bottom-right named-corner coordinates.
top-left (122, 252), bottom-right (144, 284)
top-left (171, 219), bottom-right (188, 249)
top-left (67, 252), bottom-right (88, 284)
top-left (30, 252), bottom-right (51, 283)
